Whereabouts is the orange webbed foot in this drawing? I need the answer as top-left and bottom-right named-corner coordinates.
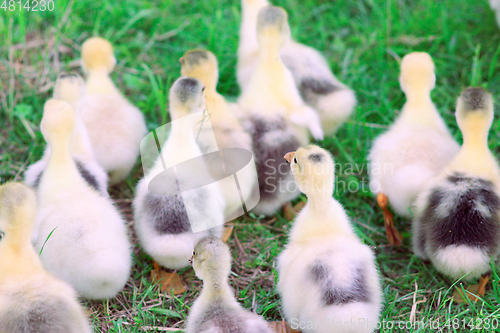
top-left (377, 193), bottom-right (402, 246)
top-left (453, 274), bottom-right (491, 303)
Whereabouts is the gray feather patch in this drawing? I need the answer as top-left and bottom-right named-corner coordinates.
top-left (461, 87), bottom-right (488, 111)
top-left (184, 50), bottom-right (209, 66)
top-left (308, 153), bottom-right (324, 163)
top-left (299, 78), bottom-right (341, 98)
top-left (310, 262), bottom-right (370, 306)
top-left (144, 187), bottom-right (193, 235)
top-left (174, 77), bottom-right (202, 104)
top-left (32, 160), bottom-right (100, 193)
top-left (421, 173), bottom-right (500, 254)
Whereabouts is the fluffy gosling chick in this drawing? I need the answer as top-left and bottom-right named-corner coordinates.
top-left (133, 77), bottom-right (225, 270)
top-left (0, 182), bottom-right (91, 333)
top-left (238, 0), bottom-right (356, 135)
top-left (24, 73), bottom-right (109, 197)
top-left (238, 6), bottom-right (323, 216)
top-left (413, 88), bottom-right (500, 288)
top-left (185, 236), bottom-right (273, 333)
top-left (180, 49), bottom-right (258, 221)
top-left (80, 37), bottom-right (147, 184)
top-left (278, 146), bottom-right (382, 333)
top-left (34, 99), bottom-right (132, 299)
top-left (368, 52), bottom-right (459, 246)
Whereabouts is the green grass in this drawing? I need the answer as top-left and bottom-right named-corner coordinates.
top-left (2, 0), bottom-right (500, 332)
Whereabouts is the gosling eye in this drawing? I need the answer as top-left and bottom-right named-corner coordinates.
top-left (293, 157), bottom-right (298, 164)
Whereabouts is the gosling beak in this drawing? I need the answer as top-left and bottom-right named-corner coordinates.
top-left (189, 255), bottom-right (194, 265)
top-left (179, 57), bottom-right (184, 64)
top-left (284, 151), bottom-right (295, 163)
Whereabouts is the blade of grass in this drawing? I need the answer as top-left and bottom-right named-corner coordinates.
top-left (39, 227), bottom-right (58, 256)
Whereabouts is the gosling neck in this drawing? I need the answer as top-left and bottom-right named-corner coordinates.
top-left (399, 89), bottom-right (442, 127)
top-left (2, 213), bottom-right (34, 252)
top-left (85, 68), bottom-right (118, 94)
top-left (3, 234), bottom-right (29, 255)
top-left (42, 134), bottom-right (78, 192)
top-left (404, 89), bottom-right (433, 107)
top-left (170, 111), bottom-right (203, 148)
top-left (460, 119), bottom-right (491, 154)
top-left (0, 226), bottom-right (43, 280)
top-left (257, 39), bottom-right (283, 64)
top-left (200, 270), bottom-right (233, 301)
top-left (47, 135), bottom-right (73, 166)
top-left (296, 184), bottom-right (355, 237)
top-left (306, 188), bottom-right (333, 211)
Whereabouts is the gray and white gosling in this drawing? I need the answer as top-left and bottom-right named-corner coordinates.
top-left (278, 145), bottom-right (382, 333)
top-left (180, 49), bottom-right (258, 221)
top-left (238, 0), bottom-right (356, 135)
top-left (238, 6), bottom-right (323, 216)
top-left (185, 236), bottom-right (273, 333)
top-left (413, 87), bottom-right (500, 299)
top-left (133, 77), bottom-right (225, 270)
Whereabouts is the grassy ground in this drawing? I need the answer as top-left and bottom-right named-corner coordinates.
top-left (2, 0), bottom-right (500, 332)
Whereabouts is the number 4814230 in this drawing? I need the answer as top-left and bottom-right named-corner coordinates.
top-left (1, 0), bottom-right (55, 11)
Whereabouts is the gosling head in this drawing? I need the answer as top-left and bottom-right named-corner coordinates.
top-left (285, 145), bottom-right (335, 198)
top-left (169, 77), bottom-right (206, 120)
top-left (53, 73), bottom-right (86, 112)
top-left (456, 87), bottom-right (494, 136)
top-left (399, 52), bottom-right (436, 96)
top-left (191, 236), bottom-right (231, 282)
top-left (180, 49), bottom-right (219, 91)
top-left (0, 182), bottom-right (37, 236)
top-left (81, 37), bottom-right (116, 74)
top-left (41, 99), bottom-right (77, 149)
top-left (256, 6), bottom-right (291, 49)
